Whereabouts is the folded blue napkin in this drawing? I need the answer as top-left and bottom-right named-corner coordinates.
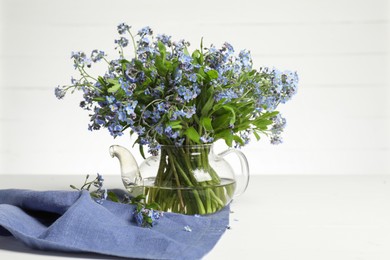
top-left (0, 189), bottom-right (229, 259)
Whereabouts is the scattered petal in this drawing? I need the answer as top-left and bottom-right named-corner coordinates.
top-left (184, 225), bottom-right (192, 232)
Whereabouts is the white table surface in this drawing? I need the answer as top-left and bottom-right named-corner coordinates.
top-left (1, 174), bottom-right (389, 260)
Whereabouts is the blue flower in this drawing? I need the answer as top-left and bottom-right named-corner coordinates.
top-left (164, 126), bottom-right (179, 139)
top-left (117, 23), bottom-right (130, 34)
top-left (147, 142), bottom-right (161, 156)
top-left (134, 208), bottom-right (162, 227)
top-left (139, 137), bottom-right (150, 145)
top-left (184, 105), bottom-right (196, 118)
top-left (263, 96), bottom-right (277, 111)
top-left (280, 70), bottom-right (299, 103)
top-left (156, 102), bottom-right (167, 113)
top-left (54, 86), bottom-right (66, 99)
top-left (215, 89), bottom-right (239, 102)
top-left (125, 101), bottom-right (138, 115)
top-left (200, 135), bottom-right (214, 143)
top-left (118, 110), bottom-right (127, 122)
top-left (115, 37), bottom-right (129, 47)
top-left (238, 50), bottom-right (252, 70)
top-left (139, 36), bottom-right (151, 45)
top-left (71, 51), bottom-right (91, 69)
top-left (179, 54), bottom-right (192, 64)
top-left (91, 50), bottom-right (105, 62)
top-left (171, 109), bottom-right (186, 120)
top-left (108, 124), bottom-right (123, 137)
top-left (133, 126), bottom-right (146, 135)
top-left (95, 117), bottom-right (105, 126)
top-left (106, 96), bottom-right (116, 104)
top-left (136, 71), bottom-right (146, 82)
top-left (222, 42), bottom-right (234, 53)
top-left (270, 114), bottom-right (286, 135)
top-left (270, 135), bottom-right (283, 145)
top-left (119, 78), bottom-right (135, 95)
top-left (109, 104), bottom-right (118, 112)
top-left (156, 34), bottom-right (172, 46)
top-left (95, 188), bottom-right (108, 204)
top-left (177, 86), bottom-right (198, 102)
top-left (174, 69), bottom-right (182, 83)
top-left (239, 130), bottom-right (251, 146)
top-left (70, 77), bottom-right (79, 85)
top-left (94, 173), bottom-right (104, 189)
top-left (188, 73), bottom-right (197, 82)
top-left (182, 89), bottom-right (194, 102)
top-left (155, 125), bottom-right (164, 135)
top-left (134, 211), bottom-right (144, 225)
top-left (207, 45), bottom-right (218, 54)
top-left (124, 72), bottom-right (137, 83)
top-left (143, 110), bottom-right (152, 119)
top-left (138, 26), bottom-right (153, 37)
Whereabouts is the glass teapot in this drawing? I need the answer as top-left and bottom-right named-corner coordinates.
top-left (110, 144), bottom-right (249, 215)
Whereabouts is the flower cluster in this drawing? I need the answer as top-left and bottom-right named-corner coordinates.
top-left (70, 173), bottom-right (107, 204)
top-left (56, 24), bottom-right (298, 153)
top-left (134, 208), bottom-right (163, 227)
top-left (130, 194), bottom-right (163, 228)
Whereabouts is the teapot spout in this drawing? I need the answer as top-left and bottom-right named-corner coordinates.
top-left (109, 145), bottom-right (142, 192)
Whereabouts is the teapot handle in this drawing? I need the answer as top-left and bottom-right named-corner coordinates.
top-left (218, 148), bottom-right (250, 197)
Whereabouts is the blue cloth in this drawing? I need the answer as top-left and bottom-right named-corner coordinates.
top-left (0, 189), bottom-right (229, 259)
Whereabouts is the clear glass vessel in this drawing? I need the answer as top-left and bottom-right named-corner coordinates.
top-left (110, 144), bottom-right (249, 215)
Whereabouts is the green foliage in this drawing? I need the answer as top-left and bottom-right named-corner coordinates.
top-left (57, 24), bottom-right (298, 150)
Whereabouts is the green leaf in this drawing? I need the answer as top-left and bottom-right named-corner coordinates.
top-left (146, 202), bottom-right (161, 210)
top-left (157, 41), bottom-right (166, 60)
top-left (139, 144), bottom-right (146, 159)
top-left (254, 119), bottom-right (273, 129)
top-left (107, 191), bottom-right (120, 202)
top-left (98, 76), bottom-right (107, 87)
top-left (119, 58), bottom-right (131, 64)
top-left (168, 120), bottom-right (182, 129)
top-left (200, 117), bottom-right (213, 131)
top-left (107, 84), bottom-right (121, 93)
top-left (215, 129), bottom-right (233, 147)
top-left (262, 111), bottom-right (279, 119)
top-left (212, 114), bottom-right (230, 131)
top-left (106, 78), bottom-right (117, 84)
top-left (69, 185), bottom-right (79, 190)
top-left (206, 69), bottom-right (218, 80)
top-left (201, 95), bottom-right (214, 116)
top-left (192, 49), bottom-right (201, 59)
top-left (131, 194), bottom-right (146, 204)
top-left (155, 56), bottom-right (167, 75)
top-left (185, 127), bottom-right (201, 143)
top-left (134, 59), bottom-right (144, 70)
top-left (106, 79), bottom-right (121, 93)
top-left (253, 131), bottom-right (261, 141)
top-left (222, 105), bottom-right (236, 125)
top-left (226, 134), bottom-right (233, 146)
top-left (233, 135), bottom-right (245, 146)
top-left (92, 97), bottom-right (105, 102)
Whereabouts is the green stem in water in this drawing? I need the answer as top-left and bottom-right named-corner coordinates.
top-left (168, 155), bottom-right (185, 209)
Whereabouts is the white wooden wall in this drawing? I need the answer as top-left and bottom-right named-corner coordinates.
top-left (0, 0), bottom-right (389, 176)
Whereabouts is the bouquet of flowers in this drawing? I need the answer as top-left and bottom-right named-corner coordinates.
top-left (56, 23), bottom-right (298, 214)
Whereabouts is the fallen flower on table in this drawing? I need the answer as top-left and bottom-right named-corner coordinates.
top-left (183, 225), bottom-right (192, 232)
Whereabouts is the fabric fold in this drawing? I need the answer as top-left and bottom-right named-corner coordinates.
top-left (0, 189), bottom-right (229, 260)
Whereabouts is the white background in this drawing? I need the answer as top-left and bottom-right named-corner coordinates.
top-left (0, 0), bottom-right (389, 176)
